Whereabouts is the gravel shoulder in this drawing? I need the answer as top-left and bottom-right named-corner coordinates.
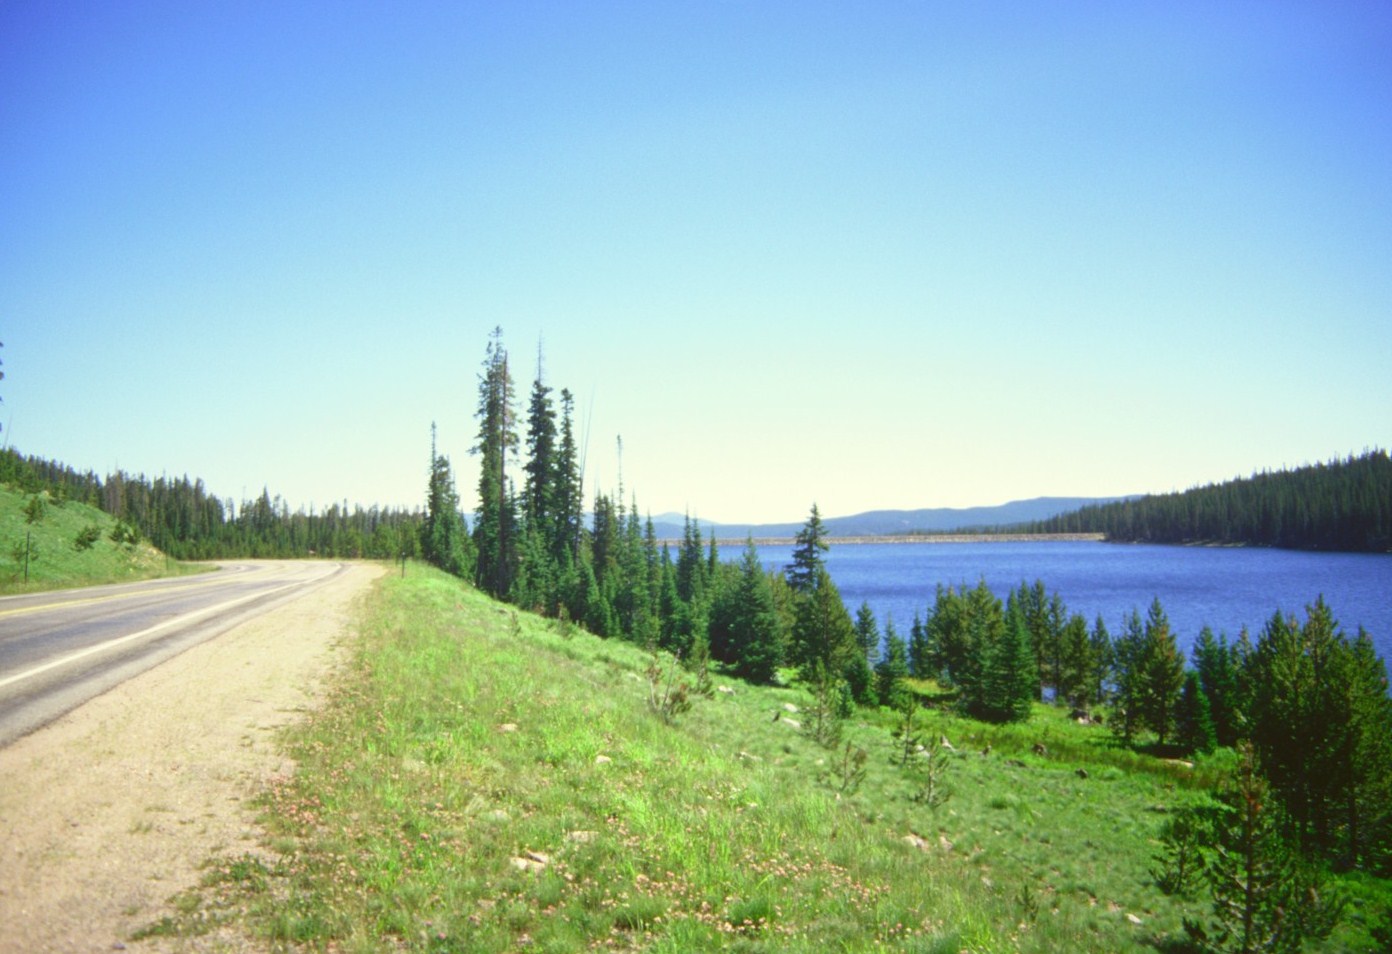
top-left (0, 561), bottom-right (383, 953)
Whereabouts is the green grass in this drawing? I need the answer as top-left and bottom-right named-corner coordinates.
top-left (154, 565), bottom-right (1390, 952)
top-left (0, 484), bottom-right (205, 592)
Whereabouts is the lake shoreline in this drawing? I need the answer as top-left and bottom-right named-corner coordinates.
top-left (698, 532), bottom-right (1107, 547)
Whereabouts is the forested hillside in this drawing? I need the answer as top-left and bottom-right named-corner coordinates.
top-left (0, 448), bottom-right (421, 560)
top-left (1028, 450), bottom-right (1391, 551)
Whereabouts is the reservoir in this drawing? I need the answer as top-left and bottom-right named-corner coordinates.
top-left (748, 541), bottom-right (1392, 661)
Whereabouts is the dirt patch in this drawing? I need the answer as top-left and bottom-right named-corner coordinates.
top-left (0, 562), bottom-right (383, 953)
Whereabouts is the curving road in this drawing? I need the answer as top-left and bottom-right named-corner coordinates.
top-left (0, 560), bottom-right (352, 748)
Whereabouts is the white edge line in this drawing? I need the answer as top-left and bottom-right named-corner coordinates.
top-left (0, 579), bottom-right (307, 691)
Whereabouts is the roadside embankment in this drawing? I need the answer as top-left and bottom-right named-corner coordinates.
top-left (0, 561), bottom-right (382, 953)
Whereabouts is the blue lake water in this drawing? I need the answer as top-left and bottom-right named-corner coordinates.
top-left (748, 541), bottom-right (1392, 661)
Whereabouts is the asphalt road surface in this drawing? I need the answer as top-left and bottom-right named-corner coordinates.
top-left (0, 560), bottom-right (351, 748)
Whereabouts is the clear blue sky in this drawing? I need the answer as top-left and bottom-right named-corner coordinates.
top-left (3, 2), bottom-right (1390, 524)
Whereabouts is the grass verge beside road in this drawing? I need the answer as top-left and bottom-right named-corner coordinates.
top-left (152, 564), bottom-right (1388, 952)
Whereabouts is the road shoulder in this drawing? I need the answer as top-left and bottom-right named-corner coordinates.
top-left (0, 561), bottom-right (383, 953)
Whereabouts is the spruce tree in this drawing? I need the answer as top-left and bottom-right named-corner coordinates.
top-left (844, 650), bottom-right (878, 707)
top-left (472, 327), bottom-right (519, 598)
top-left (522, 351), bottom-right (558, 545)
top-left (1016, 580), bottom-right (1051, 699)
top-left (848, 601), bottom-right (882, 706)
top-left (580, 557), bottom-right (614, 637)
top-left (1176, 670), bottom-right (1218, 755)
top-left (725, 538), bottom-right (784, 684)
top-left (1248, 609), bottom-right (1311, 833)
top-left (1247, 599), bottom-right (1392, 866)
top-left (973, 587), bottom-right (1035, 723)
top-left (590, 493), bottom-right (619, 590)
top-left (853, 601), bottom-right (879, 663)
top-left (553, 389), bottom-right (584, 561)
top-left (657, 545), bottom-right (683, 651)
top-left (1111, 608), bottom-right (1147, 744)
top-left (908, 611), bottom-right (935, 680)
top-left (1138, 598), bottom-right (1186, 746)
top-left (1044, 591), bottom-right (1068, 699)
top-left (669, 515), bottom-right (709, 656)
top-left (1057, 612), bottom-right (1093, 708)
top-left (615, 499), bottom-right (657, 644)
top-left (875, 617), bottom-right (910, 710)
top-left (786, 503), bottom-right (828, 595)
top-left (1193, 627), bottom-right (1242, 747)
top-left (1088, 615), bottom-right (1113, 706)
top-left (1184, 743), bottom-right (1342, 954)
top-left (1344, 629), bottom-right (1392, 871)
top-left (930, 584), bottom-right (970, 689)
top-left (791, 565), bottom-right (856, 685)
top-left (676, 514), bottom-right (706, 604)
top-left (953, 580), bottom-right (1007, 719)
top-left (423, 423), bottom-right (472, 577)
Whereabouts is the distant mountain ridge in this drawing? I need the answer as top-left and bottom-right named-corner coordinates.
top-left (650, 496), bottom-right (1132, 540)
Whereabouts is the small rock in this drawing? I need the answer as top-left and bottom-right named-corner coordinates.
top-left (486, 809), bottom-right (511, 824)
top-left (1126, 913), bottom-right (1143, 925)
top-left (780, 718), bottom-right (802, 730)
top-left (902, 834), bottom-right (930, 850)
top-left (496, 723), bottom-right (519, 733)
top-left (716, 685), bottom-right (735, 694)
top-left (565, 830), bottom-right (597, 843)
top-left (594, 754), bottom-right (612, 765)
top-left (938, 835), bottom-right (954, 852)
top-left (510, 855), bottom-right (548, 874)
top-left (782, 702), bottom-right (800, 714)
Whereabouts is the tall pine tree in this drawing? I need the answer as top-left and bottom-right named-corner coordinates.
top-left (473, 327), bottom-right (519, 598)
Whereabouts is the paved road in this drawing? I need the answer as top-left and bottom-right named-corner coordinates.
top-left (0, 560), bottom-right (351, 748)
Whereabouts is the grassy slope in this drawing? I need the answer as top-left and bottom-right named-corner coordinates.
top-left (0, 485), bottom-right (197, 593)
top-left (157, 566), bottom-right (1387, 952)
